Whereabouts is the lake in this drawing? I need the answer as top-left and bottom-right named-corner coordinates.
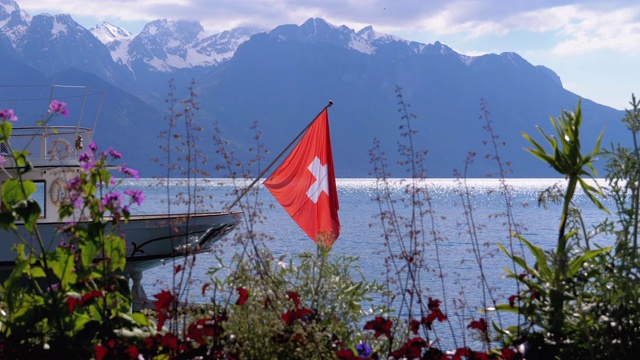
top-left (124, 177), bottom-right (612, 348)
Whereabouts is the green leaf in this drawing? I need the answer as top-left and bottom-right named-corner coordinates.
top-left (498, 243), bottom-right (531, 274)
top-left (13, 199), bottom-right (41, 232)
top-left (0, 211), bottom-right (17, 231)
top-left (516, 235), bottom-right (553, 280)
top-left (11, 150), bottom-right (31, 169)
top-left (0, 120), bottom-right (12, 141)
top-left (568, 246), bottom-right (612, 277)
top-left (46, 247), bottom-right (76, 288)
top-left (72, 313), bottom-right (92, 332)
top-left (103, 233), bottom-right (126, 272)
top-left (493, 303), bottom-right (522, 314)
top-left (88, 303), bottom-right (103, 322)
top-left (80, 237), bottom-right (99, 269)
top-left (2, 179), bottom-right (35, 207)
top-left (123, 312), bottom-right (151, 327)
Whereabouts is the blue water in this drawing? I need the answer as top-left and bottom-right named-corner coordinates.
top-left (123, 177), bottom-right (613, 348)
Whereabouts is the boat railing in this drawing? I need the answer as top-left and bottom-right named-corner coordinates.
top-left (3, 126), bottom-right (93, 167)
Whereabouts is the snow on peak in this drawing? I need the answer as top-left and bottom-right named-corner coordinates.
top-left (90, 21), bottom-right (133, 45)
top-left (128, 19), bottom-right (262, 71)
top-left (0, 0), bottom-right (17, 16)
top-left (0, 0), bottom-right (31, 45)
top-left (51, 14), bottom-right (70, 38)
top-left (356, 25), bottom-right (384, 41)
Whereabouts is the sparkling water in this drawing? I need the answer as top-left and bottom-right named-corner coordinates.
top-left (124, 177), bottom-right (612, 348)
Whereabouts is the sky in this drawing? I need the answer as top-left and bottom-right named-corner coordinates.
top-left (17, 0), bottom-right (640, 111)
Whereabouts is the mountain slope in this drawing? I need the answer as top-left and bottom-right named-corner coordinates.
top-left (193, 23), bottom-right (624, 178)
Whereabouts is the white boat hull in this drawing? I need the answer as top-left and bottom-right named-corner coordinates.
top-left (0, 211), bottom-right (241, 276)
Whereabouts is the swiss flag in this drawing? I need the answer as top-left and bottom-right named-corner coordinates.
top-left (264, 108), bottom-right (340, 247)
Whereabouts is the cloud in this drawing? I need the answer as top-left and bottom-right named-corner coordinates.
top-left (17, 0), bottom-right (640, 57)
top-left (551, 7), bottom-right (640, 56)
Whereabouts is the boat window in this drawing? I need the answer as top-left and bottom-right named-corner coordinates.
top-left (34, 180), bottom-right (45, 218)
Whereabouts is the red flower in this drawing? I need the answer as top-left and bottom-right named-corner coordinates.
top-left (94, 345), bottom-right (108, 360)
top-left (160, 332), bottom-right (179, 351)
top-left (282, 307), bottom-right (315, 325)
top-left (153, 290), bottom-right (177, 330)
top-left (427, 297), bottom-right (441, 312)
top-left (518, 272), bottom-right (527, 280)
top-left (236, 287), bottom-right (249, 306)
top-left (336, 349), bottom-right (357, 360)
top-left (174, 264), bottom-right (183, 274)
top-left (201, 283), bottom-right (211, 296)
top-left (501, 347), bottom-right (517, 360)
top-left (508, 295), bottom-right (519, 308)
top-left (67, 290), bottom-right (104, 313)
top-left (409, 318), bottom-right (420, 334)
top-left (125, 345), bottom-right (139, 359)
top-left (364, 316), bottom-right (393, 339)
top-left (187, 318), bottom-right (224, 345)
top-left (452, 348), bottom-right (490, 360)
top-left (154, 290), bottom-right (176, 312)
top-left (144, 334), bottom-right (160, 351)
top-left (390, 337), bottom-right (428, 359)
top-left (452, 347), bottom-right (471, 360)
top-left (467, 318), bottom-right (488, 333)
top-left (286, 291), bottom-right (301, 308)
top-left (81, 290), bottom-right (104, 304)
top-left (422, 304), bottom-right (447, 330)
top-left (67, 296), bottom-right (80, 313)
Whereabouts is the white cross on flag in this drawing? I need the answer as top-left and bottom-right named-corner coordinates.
top-left (264, 108), bottom-right (341, 247)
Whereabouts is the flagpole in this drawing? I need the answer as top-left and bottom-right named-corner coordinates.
top-left (226, 100), bottom-right (334, 212)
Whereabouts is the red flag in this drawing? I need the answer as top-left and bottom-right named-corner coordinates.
top-left (264, 108), bottom-right (340, 247)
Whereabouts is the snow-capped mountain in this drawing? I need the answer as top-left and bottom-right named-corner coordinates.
top-left (0, 0), bottom-right (30, 46)
top-left (123, 19), bottom-right (262, 72)
top-left (90, 21), bottom-right (133, 65)
top-left (16, 13), bottom-right (125, 79)
top-left (267, 18), bottom-right (424, 56)
top-left (91, 21), bottom-right (133, 44)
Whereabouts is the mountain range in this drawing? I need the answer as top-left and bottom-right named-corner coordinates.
top-left (0, 0), bottom-right (628, 178)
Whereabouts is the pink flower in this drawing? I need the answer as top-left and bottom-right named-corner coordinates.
top-left (118, 164), bottom-right (139, 179)
top-left (124, 189), bottom-right (144, 206)
top-left (0, 109), bottom-right (17, 122)
top-left (104, 147), bottom-right (122, 159)
top-left (49, 100), bottom-right (68, 117)
top-left (100, 191), bottom-right (123, 212)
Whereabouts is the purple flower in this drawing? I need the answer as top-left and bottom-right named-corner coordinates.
top-left (72, 197), bottom-right (83, 209)
top-left (49, 100), bottom-right (68, 117)
top-left (67, 176), bottom-right (81, 188)
top-left (88, 141), bottom-right (98, 153)
top-left (118, 164), bottom-right (139, 179)
top-left (356, 342), bottom-right (371, 358)
top-left (124, 189), bottom-right (144, 206)
top-left (78, 152), bottom-right (97, 171)
top-left (105, 147), bottom-right (122, 159)
top-left (100, 191), bottom-right (123, 212)
top-left (63, 220), bottom-right (77, 226)
top-left (0, 155), bottom-right (6, 167)
top-left (0, 109), bottom-right (17, 122)
top-left (78, 152), bottom-right (91, 163)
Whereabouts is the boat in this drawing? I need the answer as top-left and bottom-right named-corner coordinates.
top-left (0, 86), bottom-right (242, 310)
